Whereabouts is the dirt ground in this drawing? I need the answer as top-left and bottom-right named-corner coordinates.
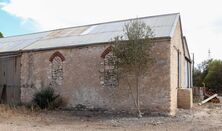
top-left (0, 104), bottom-right (222, 131)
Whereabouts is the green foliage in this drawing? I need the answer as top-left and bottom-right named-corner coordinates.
top-left (0, 32), bottom-right (3, 38)
top-left (32, 87), bottom-right (62, 109)
top-left (193, 67), bottom-right (203, 87)
top-left (193, 59), bottom-right (212, 87)
top-left (112, 19), bottom-right (154, 76)
top-left (199, 59), bottom-right (212, 77)
top-left (204, 60), bottom-right (222, 92)
top-left (193, 59), bottom-right (222, 93)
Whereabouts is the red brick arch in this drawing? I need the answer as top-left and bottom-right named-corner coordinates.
top-left (49, 51), bottom-right (65, 62)
top-left (101, 46), bottom-right (112, 58)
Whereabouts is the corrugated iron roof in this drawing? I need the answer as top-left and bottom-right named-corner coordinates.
top-left (0, 13), bottom-right (180, 53)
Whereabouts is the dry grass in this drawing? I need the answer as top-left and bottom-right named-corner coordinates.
top-left (0, 104), bottom-right (222, 131)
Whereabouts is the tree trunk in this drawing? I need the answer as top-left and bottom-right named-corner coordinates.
top-left (126, 77), bottom-right (137, 110)
top-left (126, 76), bottom-right (142, 118)
top-left (136, 76), bottom-right (142, 118)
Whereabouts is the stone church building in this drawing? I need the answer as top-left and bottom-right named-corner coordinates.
top-left (0, 13), bottom-right (192, 115)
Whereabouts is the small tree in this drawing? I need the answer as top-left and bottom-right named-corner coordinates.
top-left (110, 19), bottom-right (154, 117)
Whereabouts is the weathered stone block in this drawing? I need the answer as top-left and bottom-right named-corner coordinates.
top-left (178, 88), bottom-right (193, 109)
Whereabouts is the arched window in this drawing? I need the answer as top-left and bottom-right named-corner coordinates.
top-left (101, 46), bottom-right (112, 58)
top-left (49, 51), bottom-right (65, 86)
top-left (51, 56), bottom-right (63, 81)
top-left (49, 51), bottom-right (65, 62)
top-left (100, 46), bottom-right (118, 88)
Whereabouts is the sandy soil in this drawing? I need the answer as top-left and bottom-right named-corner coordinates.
top-left (0, 104), bottom-right (222, 131)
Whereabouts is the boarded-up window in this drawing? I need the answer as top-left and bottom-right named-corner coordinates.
top-left (100, 47), bottom-right (118, 88)
top-left (52, 56), bottom-right (63, 81)
top-left (49, 51), bottom-right (65, 86)
top-left (103, 54), bottom-right (118, 88)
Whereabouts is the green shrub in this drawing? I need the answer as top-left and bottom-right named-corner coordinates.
top-left (32, 87), bottom-right (62, 109)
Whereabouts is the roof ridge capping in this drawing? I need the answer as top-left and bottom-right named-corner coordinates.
top-left (2, 13), bottom-right (180, 39)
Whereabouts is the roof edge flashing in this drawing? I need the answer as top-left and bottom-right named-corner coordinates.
top-left (169, 14), bottom-right (180, 37)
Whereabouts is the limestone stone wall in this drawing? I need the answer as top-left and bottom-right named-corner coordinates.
top-left (170, 20), bottom-right (192, 113)
top-left (20, 40), bottom-right (172, 114)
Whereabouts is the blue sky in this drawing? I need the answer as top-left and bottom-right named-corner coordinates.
top-left (0, 0), bottom-right (38, 36)
top-left (0, 0), bottom-right (222, 65)
top-left (0, 9), bottom-right (37, 36)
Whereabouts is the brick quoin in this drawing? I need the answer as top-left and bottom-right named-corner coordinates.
top-left (49, 51), bottom-right (65, 62)
top-left (101, 46), bottom-right (112, 58)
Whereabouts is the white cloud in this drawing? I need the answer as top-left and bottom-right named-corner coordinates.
top-left (2, 0), bottom-right (222, 64)
top-left (0, 2), bottom-right (7, 8)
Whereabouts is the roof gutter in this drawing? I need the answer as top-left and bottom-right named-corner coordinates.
top-left (0, 51), bottom-right (22, 58)
top-left (0, 36), bottom-right (171, 54)
top-left (185, 56), bottom-right (192, 63)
